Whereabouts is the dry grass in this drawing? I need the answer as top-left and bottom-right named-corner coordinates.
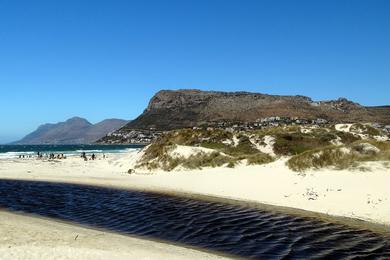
top-left (246, 153), bottom-right (274, 165)
top-left (287, 141), bottom-right (390, 172)
top-left (287, 146), bottom-right (354, 171)
top-left (136, 144), bottom-right (179, 171)
top-left (350, 123), bottom-right (382, 136)
top-left (257, 126), bottom-right (360, 156)
top-left (137, 150), bottom-right (238, 171)
top-left (137, 128), bottom-right (274, 170)
top-left (272, 132), bottom-right (332, 156)
top-left (254, 125), bottom-right (301, 136)
top-left (181, 152), bottom-right (234, 169)
top-left (137, 126), bottom-right (388, 172)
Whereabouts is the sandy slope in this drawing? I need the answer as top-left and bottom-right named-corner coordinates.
top-left (0, 151), bottom-right (389, 228)
top-left (0, 211), bottom-right (227, 260)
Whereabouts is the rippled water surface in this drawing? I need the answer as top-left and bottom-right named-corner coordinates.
top-left (0, 179), bottom-right (389, 259)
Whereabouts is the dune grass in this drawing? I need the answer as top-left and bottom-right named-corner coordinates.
top-left (181, 151), bottom-right (235, 169)
top-left (350, 123), bottom-right (382, 136)
top-left (246, 153), bottom-right (274, 165)
top-left (137, 126), bottom-right (388, 172)
top-left (253, 126), bottom-right (360, 156)
top-left (137, 128), bottom-right (274, 170)
top-left (287, 141), bottom-right (390, 172)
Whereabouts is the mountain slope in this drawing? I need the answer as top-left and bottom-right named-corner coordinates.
top-left (14, 117), bottom-right (128, 144)
top-left (121, 89), bottom-right (390, 131)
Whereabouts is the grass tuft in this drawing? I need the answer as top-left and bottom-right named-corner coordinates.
top-left (287, 141), bottom-right (390, 172)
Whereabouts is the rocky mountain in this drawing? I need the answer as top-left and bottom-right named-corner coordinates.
top-left (119, 89), bottom-right (390, 131)
top-left (14, 117), bottom-right (129, 144)
top-left (95, 89), bottom-right (390, 144)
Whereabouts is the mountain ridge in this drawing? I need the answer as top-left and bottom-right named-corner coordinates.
top-left (13, 117), bottom-right (129, 144)
top-left (120, 89), bottom-right (390, 132)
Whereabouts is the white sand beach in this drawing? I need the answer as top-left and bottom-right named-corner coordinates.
top-left (0, 150), bottom-right (389, 227)
top-left (0, 148), bottom-right (390, 259)
top-left (0, 211), bottom-right (226, 260)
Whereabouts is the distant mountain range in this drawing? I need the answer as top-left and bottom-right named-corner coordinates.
top-left (13, 89), bottom-right (390, 145)
top-left (119, 89), bottom-right (390, 131)
top-left (13, 117), bottom-right (129, 144)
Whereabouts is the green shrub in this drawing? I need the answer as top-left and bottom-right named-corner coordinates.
top-left (319, 133), bottom-right (338, 143)
top-left (137, 126), bottom-right (389, 172)
top-left (200, 142), bottom-right (228, 150)
top-left (224, 137), bottom-right (259, 156)
top-left (246, 153), bottom-right (274, 165)
top-left (270, 127), bottom-right (359, 156)
top-left (227, 161), bottom-right (236, 168)
top-left (350, 123), bottom-right (381, 136)
top-left (273, 133), bottom-right (323, 155)
top-left (287, 146), bottom-right (355, 171)
top-left (335, 131), bottom-right (360, 144)
top-left (181, 152), bottom-right (233, 169)
top-left (254, 125), bottom-right (301, 136)
top-left (287, 141), bottom-right (390, 172)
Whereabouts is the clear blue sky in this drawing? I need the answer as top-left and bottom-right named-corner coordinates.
top-left (0, 0), bottom-right (389, 143)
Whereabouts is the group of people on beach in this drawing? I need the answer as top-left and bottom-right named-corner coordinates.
top-left (18, 154), bottom-right (33, 159)
top-left (17, 151), bottom-right (106, 161)
top-left (80, 152), bottom-right (105, 161)
top-left (17, 152), bottom-right (67, 160)
top-left (37, 152), bottom-right (67, 160)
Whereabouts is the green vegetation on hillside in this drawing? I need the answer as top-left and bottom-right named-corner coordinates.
top-left (350, 123), bottom-right (382, 136)
top-left (287, 140), bottom-right (390, 172)
top-left (136, 128), bottom-right (273, 171)
top-left (135, 124), bottom-right (389, 172)
top-left (253, 125), bottom-right (360, 156)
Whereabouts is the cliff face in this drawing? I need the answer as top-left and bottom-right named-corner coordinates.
top-left (120, 89), bottom-right (389, 131)
top-left (14, 117), bottom-right (129, 144)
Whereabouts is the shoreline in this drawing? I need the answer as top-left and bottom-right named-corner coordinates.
top-left (1, 176), bottom-right (390, 236)
top-left (0, 210), bottom-right (229, 259)
top-left (0, 151), bottom-right (389, 234)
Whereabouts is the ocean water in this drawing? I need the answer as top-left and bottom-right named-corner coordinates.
top-left (0, 144), bottom-right (144, 159)
top-left (1, 179), bottom-right (389, 259)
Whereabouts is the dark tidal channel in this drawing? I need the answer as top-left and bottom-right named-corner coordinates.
top-left (0, 179), bottom-right (389, 259)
